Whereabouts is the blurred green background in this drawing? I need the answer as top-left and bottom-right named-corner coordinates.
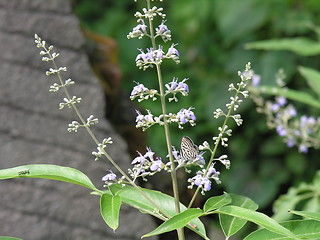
top-left (72, 0), bottom-right (320, 226)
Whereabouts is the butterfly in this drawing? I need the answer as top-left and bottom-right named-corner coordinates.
top-left (180, 136), bottom-right (199, 161)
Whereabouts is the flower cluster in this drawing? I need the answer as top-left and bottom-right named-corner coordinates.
top-left (128, 6), bottom-right (178, 70)
top-left (128, 2), bottom-right (196, 132)
top-left (67, 115), bottom-right (99, 132)
top-left (130, 77), bottom-right (189, 104)
top-left (35, 34), bottom-right (106, 139)
top-left (212, 63), bottom-right (252, 147)
top-left (128, 147), bottom-right (171, 181)
top-left (165, 77), bottom-right (189, 102)
top-left (169, 107), bottom-right (196, 129)
top-left (92, 138), bottom-right (113, 161)
top-left (188, 163), bottom-right (221, 194)
top-left (135, 107), bottom-right (196, 131)
top-left (130, 83), bottom-right (159, 102)
top-left (135, 44), bottom-right (180, 70)
top-left (249, 70), bottom-right (320, 153)
top-left (35, 35), bottom-right (82, 109)
top-left (101, 170), bottom-right (126, 187)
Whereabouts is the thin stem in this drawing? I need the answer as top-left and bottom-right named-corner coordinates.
top-left (44, 46), bottom-right (170, 221)
top-left (188, 78), bottom-right (244, 208)
top-left (146, 0), bottom-right (184, 239)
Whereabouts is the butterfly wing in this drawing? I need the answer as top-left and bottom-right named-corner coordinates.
top-left (180, 136), bottom-right (199, 161)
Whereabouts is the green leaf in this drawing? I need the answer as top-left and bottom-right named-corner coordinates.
top-left (245, 38), bottom-right (320, 56)
top-left (216, 206), bottom-right (300, 240)
top-left (219, 194), bottom-right (258, 237)
top-left (111, 184), bottom-right (207, 239)
top-left (298, 66), bottom-right (320, 97)
top-left (100, 194), bottom-right (121, 230)
top-left (244, 219), bottom-right (320, 240)
top-left (0, 237), bottom-right (23, 240)
top-left (252, 85), bottom-right (320, 108)
top-left (204, 192), bottom-right (232, 212)
top-left (272, 187), bottom-right (301, 222)
top-left (0, 164), bottom-right (97, 191)
top-left (142, 208), bottom-right (203, 238)
top-left (289, 210), bottom-right (320, 221)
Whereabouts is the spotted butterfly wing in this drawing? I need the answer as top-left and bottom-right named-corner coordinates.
top-left (180, 136), bottom-right (199, 161)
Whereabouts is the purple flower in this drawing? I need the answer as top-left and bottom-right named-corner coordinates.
top-left (102, 170), bottom-right (117, 182)
top-left (202, 179), bottom-right (212, 191)
top-left (132, 152), bottom-right (146, 164)
top-left (189, 173), bottom-right (212, 192)
top-left (195, 152), bottom-right (205, 166)
top-left (167, 44), bottom-right (179, 56)
top-left (135, 110), bottom-right (145, 123)
top-left (127, 19), bottom-right (148, 39)
top-left (207, 164), bottom-right (220, 183)
top-left (276, 125), bottom-right (287, 136)
top-left (252, 73), bottom-right (261, 86)
top-left (135, 109), bottom-right (156, 129)
top-left (133, 21), bottom-right (147, 34)
top-left (177, 107), bottom-right (196, 124)
top-left (165, 78), bottom-right (189, 101)
top-left (155, 47), bottom-right (164, 59)
top-left (155, 20), bottom-right (171, 42)
top-left (150, 159), bottom-right (163, 171)
top-left (299, 144), bottom-right (308, 153)
top-left (287, 137), bottom-right (295, 148)
top-left (276, 96), bottom-right (286, 106)
top-left (178, 82), bottom-right (189, 93)
top-left (156, 20), bottom-right (170, 34)
top-left (271, 103), bottom-right (280, 112)
top-left (144, 147), bottom-right (155, 160)
top-left (131, 83), bottom-right (148, 97)
top-left (285, 106), bottom-right (297, 118)
top-left (192, 173), bottom-right (203, 186)
top-left (166, 44), bottom-right (180, 63)
top-left (188, 163), bottom-right (220, 194)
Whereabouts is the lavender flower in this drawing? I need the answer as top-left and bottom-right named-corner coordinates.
top-left (135, 45), bottom-right (180, 70)
top-left (129, 147), bottom-right (170, 181)
top-left (249, 70), bottom-right (320, 153)
top-left (165, 77), bottom-right (189, 102)
top-left (102, 170), bottom-right (117, 182)
top-left (188, 163), bottom-right (221, 194)
top-left (175, 107), bottom-right (196, 128)
top-left (130, 82), bottom-right (158, 102)
top-left (135, 109), bottom-right (164, 130)
top-left (155, 20), bottom-right (171, 42)
top-left (127, 19), bottom-right (148, 39)
top-left (165, 44), bottom-right (180, 64)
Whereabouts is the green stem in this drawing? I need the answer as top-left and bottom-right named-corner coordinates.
top-left (45, 47), bottom-right (169, 221)
top-left (188, 79), bottom-right (244, 208)
top-left (146, 1), bottom-right (184, 239)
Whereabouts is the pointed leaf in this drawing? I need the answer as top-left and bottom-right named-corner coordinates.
top-left (245, 38), bottom-right (320, 56)
top-left (298, 66), bottom-right (320, 97)
top-left (244, 219), bottom-right (320, 240)
top-left (0, 237), bottom-right (23, 240)
top-left (111, 184), bottom-right (207, 239)
top-left (272, 188), bottom-right (301, 222)
top-left (100, 194), bottom-right (121, 230)
top-left (142, 208), bottom-right (203, 238)
top-left (204, 192), bottom-right (232, 212)
top-left (219, 194), bottom-right (258, 237)
top-left (216, 206), bottom-right (300, 240)
top-left (289, 210), bottom-right (320, 221)
top-left (0, 164), bottom-right (97, 191)
top-left (252, 86), bottom-right (320, 108)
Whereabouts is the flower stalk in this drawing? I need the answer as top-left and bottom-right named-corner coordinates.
top-left (146, 0), bottom-right (184, 238)
top-left (35, 34), bottom-right (170, 222)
